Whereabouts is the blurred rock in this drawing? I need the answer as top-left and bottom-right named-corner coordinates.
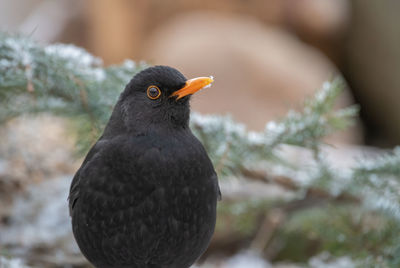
top-left (0, 0), bottom-right (84, 44)
top-left (343, 0), bottom-right (400, 146)
top-left (80, 0), bottom-right (350, 65)
top-left (0, 114), bottom-right (78, 183)
top-left (285, 0), bottom-right (350, 39)
top-left (284, 0), bottom-right (350, 64)
top-left (145, 12), bottom-right (360, 144)
top-left (0, 175), bottom-right (86, 267)
top-left (0, 115), bottom-right (83, 267)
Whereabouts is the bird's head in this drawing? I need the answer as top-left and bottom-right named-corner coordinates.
top-left (113, 65), bottom-right (213, 134)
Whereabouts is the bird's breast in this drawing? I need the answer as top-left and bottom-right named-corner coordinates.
top-left (72, 132), bottom-right (218, 267)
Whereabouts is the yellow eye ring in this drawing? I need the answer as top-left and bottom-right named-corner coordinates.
top-left (147, 85), bottom-right (161, 100)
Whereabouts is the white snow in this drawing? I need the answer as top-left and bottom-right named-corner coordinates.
top-left (0, 175), bottom-right (73, 246)
top-left (315, 81), bottom-right (332, 103)
top-left (122, 59), bottom-right (137, 69)
top-left (247, 131), bottom-right (264, 145)
top-left (309, 252), bottom-right (355, 268)
top-left (44, 43), bottom-right (106, 81)
top-left (0, 256), bottom-right (30, 268)
top-left (222, 251), bottom-right (272, 268)
top-left (45, 44), bottom-right (101, 66)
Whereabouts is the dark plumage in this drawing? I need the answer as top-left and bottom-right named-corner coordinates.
top-left (69, 66), bottom-right (220, 268)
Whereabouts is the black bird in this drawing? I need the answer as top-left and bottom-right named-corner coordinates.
top-left (69, 66), bottom-right (220, 268)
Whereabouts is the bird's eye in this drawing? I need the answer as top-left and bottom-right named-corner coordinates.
top-left (147, 86), bottom-right (161, 100)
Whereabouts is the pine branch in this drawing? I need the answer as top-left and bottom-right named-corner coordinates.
top-left (191, 78), bottom-right (359, 176)
top-left (353, 147), bottom-right (400, 219)
top-left (0, 32), bottom-right (357, 159)
top-left (0, 32), bottom-right (146, 153)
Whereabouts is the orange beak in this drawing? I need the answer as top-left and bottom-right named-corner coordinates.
top-left (171, 76), bottom-right (214, 100)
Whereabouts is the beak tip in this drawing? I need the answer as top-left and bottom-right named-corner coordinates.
top-left (171, 75), bottom-right (215, 99)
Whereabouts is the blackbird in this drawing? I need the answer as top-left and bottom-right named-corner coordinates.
top-left (69, 66), bottom-right (220, 268)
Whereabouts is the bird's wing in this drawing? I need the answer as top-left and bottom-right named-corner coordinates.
top-left (213, 173), bottom-right (222, 201)
top-left (68, 139), bottom-right (106, 216)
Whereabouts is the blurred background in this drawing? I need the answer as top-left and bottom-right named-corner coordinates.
top-left (0, 0), bottom-right (399, 267)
